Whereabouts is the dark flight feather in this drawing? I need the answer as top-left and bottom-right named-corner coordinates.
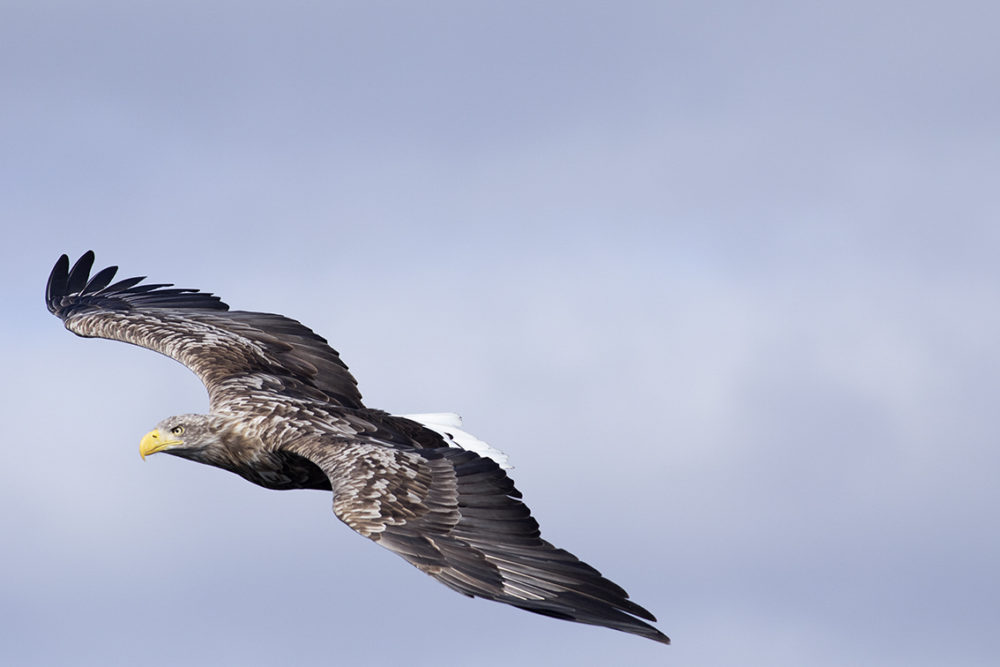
top-left (83, 265), bottom-right (118, 293)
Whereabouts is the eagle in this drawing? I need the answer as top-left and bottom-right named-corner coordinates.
top-left (46, 251), bottom-right (669, 645)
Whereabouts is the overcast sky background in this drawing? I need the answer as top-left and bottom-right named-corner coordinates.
top-left (2, 2), bottom-right (998, 665)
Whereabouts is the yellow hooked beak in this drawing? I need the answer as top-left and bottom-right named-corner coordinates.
top-left (139, 429), bottom-right (183, 460)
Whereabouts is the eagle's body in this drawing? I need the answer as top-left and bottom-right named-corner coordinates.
top-left (46, 251), bottom-right (669, 645)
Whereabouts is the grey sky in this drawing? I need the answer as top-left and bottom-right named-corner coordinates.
top-left (2, 2), bottom-right (998, 665)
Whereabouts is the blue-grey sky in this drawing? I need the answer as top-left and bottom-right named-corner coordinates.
top-left (2, 2), bottom-right (998, 665)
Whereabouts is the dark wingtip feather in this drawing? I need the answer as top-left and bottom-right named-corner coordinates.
top-left (84, 265), bottom-right (118, 293)
top-left (103, 276), bottom-right (146, 292)
top-left (46, 251), bottom-right (230, 320)
top-left (66, 250), bottom-right (95, 294)
top-left (518, 601), bottom-right (671, 644)
top-left (45, 254), bottom-right (70, 313)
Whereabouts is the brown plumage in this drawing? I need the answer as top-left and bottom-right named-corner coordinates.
top-left (46, 250), bottom-right (669, 645)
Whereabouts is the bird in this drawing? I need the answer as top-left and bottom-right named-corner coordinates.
top-left (45, 250), bottom-right (669, 645)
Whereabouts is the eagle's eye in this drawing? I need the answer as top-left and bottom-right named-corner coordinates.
top-left (170, 426), bottom-right (184, 436)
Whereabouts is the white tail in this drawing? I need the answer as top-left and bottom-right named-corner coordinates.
top-left (400, 412), bottom-right (512, 469)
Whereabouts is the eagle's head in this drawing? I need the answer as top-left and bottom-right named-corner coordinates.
top-left (140, 414), bottom-right (224, 465)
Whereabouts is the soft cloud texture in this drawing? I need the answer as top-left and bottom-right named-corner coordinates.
top-left (2, 2), bottom-right (998, 665)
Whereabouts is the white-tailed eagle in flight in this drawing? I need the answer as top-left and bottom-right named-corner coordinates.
top-left (46, 251), bottom-right (669, 645)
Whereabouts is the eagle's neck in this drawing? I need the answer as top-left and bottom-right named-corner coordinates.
top-left (203, 415), bottom-right (331, 491)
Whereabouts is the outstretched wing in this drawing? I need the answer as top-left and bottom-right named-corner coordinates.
top-left (46, 251), bottom-right (364, 411)
top-left (284, 436), bottom-right (670, 644)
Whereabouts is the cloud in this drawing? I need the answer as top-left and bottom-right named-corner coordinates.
top-left (3, 2), bottom-right (999, 665)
